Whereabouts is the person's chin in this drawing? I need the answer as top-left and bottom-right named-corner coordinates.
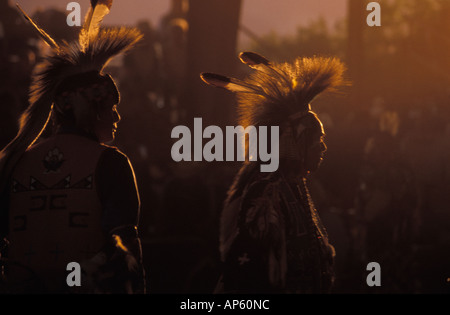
top-left (99, 134), bottom-right (114, 144)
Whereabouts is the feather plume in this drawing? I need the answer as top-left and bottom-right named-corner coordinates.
top-left (79, 0), bottom-right (114, 52)
top-left (200, 72), bottom-right (264, 94)
top-left (239, 51), bottom-right (271, 68)
top-left (202, 52), bottom-right (346, 128)
top-left (15, 4), bottom-right (59, 50)
top-left (239, 52), bottom-right (294, 90)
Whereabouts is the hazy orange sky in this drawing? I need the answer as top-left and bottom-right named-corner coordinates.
top-left (16, 0), bottom-right (347, 41)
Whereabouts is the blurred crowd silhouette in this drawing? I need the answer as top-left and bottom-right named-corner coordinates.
top-left (1, 0), bottom-right (450, 294)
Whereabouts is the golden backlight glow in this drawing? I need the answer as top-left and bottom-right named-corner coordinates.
top-left (1, 0), bottom-right (449, 296)
top-left (112, 234), bottom-right (129, 253)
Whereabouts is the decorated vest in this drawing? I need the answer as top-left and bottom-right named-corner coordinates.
top-left (7, 134), bottom-right (106, 292)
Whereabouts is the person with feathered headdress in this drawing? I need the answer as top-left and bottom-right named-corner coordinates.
top-left (0, 1), bottom-right (145, 293)
top-left (201, 52), bottom-right (346, 293)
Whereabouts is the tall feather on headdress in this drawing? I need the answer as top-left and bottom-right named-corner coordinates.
top-left (15, 4), bottom-right (60, 50)
top-left (79, 0), bottom-right (114, 52)
top-left (0, 1), bottom-right (142, 193)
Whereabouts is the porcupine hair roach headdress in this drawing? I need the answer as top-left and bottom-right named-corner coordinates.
top-left (0, 0), bottom-right (142, 193)
top-left (201, 52), bottom-right (346, 162)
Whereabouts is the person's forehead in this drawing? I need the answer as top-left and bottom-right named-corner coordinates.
top-left (306, 112), bottom-right (325, 134)
top-left (317, 118), bottom-right (325, 135)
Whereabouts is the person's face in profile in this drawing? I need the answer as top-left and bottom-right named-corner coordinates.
top-left (94, 91), bottom-right (121, 144)
top-left (295, 114), bottom-right (327, 173)
top-left (304, 126), bottom-right (327, 173)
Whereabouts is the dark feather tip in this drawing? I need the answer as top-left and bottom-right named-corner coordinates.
top-left (239, 51), bottom-right (271, 66)
top-left (200, 72), bottom-right (231, 87)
